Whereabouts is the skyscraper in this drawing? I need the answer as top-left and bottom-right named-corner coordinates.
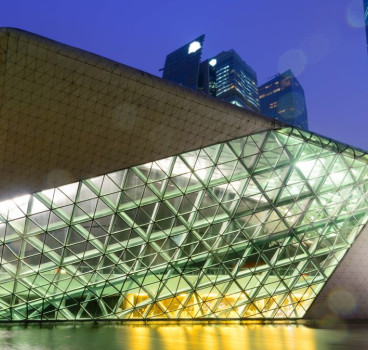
top-left (161, 35), bottom-right (205, 90)
top-left (259, 70), bottom-right (308, 130)
top-left (162, 38), bottom-right (260, 113)
top-left (210, 50), bottom-right (260, 112)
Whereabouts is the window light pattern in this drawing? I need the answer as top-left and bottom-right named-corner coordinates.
top-left (1, 128), bottom-right (368, 321)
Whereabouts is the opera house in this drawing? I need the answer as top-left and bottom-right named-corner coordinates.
top-left (0, 28), bottom-right (367, 321)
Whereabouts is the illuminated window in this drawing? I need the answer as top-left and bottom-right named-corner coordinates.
top-left (269, 102), bottom-right (278, 109)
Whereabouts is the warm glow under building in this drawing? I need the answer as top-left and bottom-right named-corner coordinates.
top-left (0, 28), bottom-right (368, 321)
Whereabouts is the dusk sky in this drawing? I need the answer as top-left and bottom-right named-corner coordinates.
top-left (1, 0), bottom-right (368, 149)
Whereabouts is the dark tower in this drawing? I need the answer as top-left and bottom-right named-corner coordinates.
top-left (161, 35), bottom-right (205, 90)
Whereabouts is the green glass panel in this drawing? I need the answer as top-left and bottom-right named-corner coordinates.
top-left (1, 128), bottom-right (368, 321)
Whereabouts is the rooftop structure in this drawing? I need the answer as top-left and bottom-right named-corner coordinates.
top-left (0, 28), bottom-right (367, 321)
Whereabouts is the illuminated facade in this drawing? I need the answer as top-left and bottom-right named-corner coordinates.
top-left (161, 35), bottom-right (205, 90)
top-left (259, 70), bottom-right (308, 130)
top-left (1, 127), bottom-right (368, 320)
top-left (210, 50), bottom-right (260, 112)
top-left (0, 28), bottom-right (368, 321)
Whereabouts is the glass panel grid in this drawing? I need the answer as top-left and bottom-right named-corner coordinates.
top-left (1, 128), bottom-right (368, 320)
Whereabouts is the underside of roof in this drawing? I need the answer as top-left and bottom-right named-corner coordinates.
top-left (0, 28), bottom-right (282, 201)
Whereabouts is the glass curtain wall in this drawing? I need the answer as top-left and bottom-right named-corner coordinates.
top-left (1, 128), bottom-right (368, 320)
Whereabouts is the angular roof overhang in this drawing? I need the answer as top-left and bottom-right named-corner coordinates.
top-left (0, 28), bottom-right (282, 201)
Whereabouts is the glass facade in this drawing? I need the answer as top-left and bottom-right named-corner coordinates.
top-left (0, 128), bottom-right (368, 321)
top-left (212, 50), bottom-right (260, 112)
top-left (259, 70), bottom-right (308, 130)
top-left (162, 35), bottom-right (205, 90)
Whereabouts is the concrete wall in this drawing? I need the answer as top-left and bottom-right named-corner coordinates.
top-left (306, 225), bottom-right (368, 320)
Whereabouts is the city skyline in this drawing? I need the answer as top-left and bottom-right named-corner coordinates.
top-left (0, 0), bottom-right (367, 150)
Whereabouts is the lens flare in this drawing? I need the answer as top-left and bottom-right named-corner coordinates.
top-left (301, 34), bottom-right (329, 64)
top-left (277, 49), bottom-right (306, 77)
top-left (347, 0), bottom-right (365, 28)
top-left (327, 288), bottom-right (358, 316)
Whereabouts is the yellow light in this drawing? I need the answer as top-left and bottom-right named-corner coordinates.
top-left (200, 293), bottom-right (218, 298)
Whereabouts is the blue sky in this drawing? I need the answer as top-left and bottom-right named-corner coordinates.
top-left (1, 0), bottom-right (368, 149)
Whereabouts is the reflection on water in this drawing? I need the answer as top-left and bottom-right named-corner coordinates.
top-left (1, 323), bottom-right (368, 350)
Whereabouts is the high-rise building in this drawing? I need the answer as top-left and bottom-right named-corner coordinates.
top-left (161, 35), bottom-right (205, 90)
top-left (364, 0), bottom-right (368, 51)
top-left (2, 28), bottom-right (368, 321)
top-left (162, 39), bottom-right (259, 113)
top-left (259, 70), bottom-right (308, 130)
top-left (210, 50), bottom-right (260, 112)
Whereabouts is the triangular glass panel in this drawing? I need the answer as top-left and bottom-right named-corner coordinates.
top-left (106, 170), bottom-right (126, 189)
top-left (58, 182), bottom-right (79, 202)
top-left (77, 183), bottom-right (97, 202)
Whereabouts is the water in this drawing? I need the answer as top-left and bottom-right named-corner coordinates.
top-left (0, 323), bottom-right (368, 350)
